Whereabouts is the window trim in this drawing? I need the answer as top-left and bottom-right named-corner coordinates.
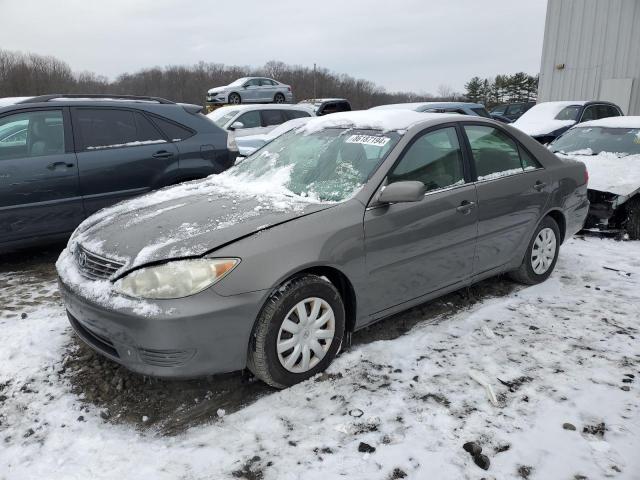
top-left (459, 120), bottom-right (545, 184)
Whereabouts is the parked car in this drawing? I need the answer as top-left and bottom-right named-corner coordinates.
top-left (490, 102), bottom-right (535, 122)
top-left (235, 117), bottom-right (312, 157)
top-left (206, 77), bottom-right (293, 105)
top-left (0, 94), bottom-right (237, 251)
top-left (512, 101), bottom-right (623, 144)
top-left (207, 104), bottom-right (314, 139)
top-left (489, 113), bottom-right (514, 124)
top-left (549, 116), bottom-right (640, 238)
top-left (371, 101), bottom-right (492, 118)
top-left (57, 110), bottom-right (588, 388)
top-left (298, 98), bottom-right (352, 116)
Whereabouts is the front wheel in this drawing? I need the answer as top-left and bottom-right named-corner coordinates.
top-left (509, 216), bottom-right (560, 285)
top-left (228, 92), bottom-right (241, 105)
top-left (247, 274), bottom-right (345, 388)
top-left (274, 93), bottom-right (285, 104)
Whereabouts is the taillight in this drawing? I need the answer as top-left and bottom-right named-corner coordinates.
top-left (584, 168), bottom-right (589, 185)
top-left (287, 86), bottom-right (291, 92)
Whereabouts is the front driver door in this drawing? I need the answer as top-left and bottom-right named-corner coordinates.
top-left (0, 108), bottom-right (83, 246)
top-left (363, 125), bottom-right (479, 316)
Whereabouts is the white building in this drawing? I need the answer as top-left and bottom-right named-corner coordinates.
top-left (537, 0), bottom-right (640, 115)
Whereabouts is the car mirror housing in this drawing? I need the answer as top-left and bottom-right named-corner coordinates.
top-left (230, 121), bottom-right (244, 130)
top-left (378, 181), bottom-right (426, 204)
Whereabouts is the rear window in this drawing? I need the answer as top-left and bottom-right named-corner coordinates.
top-left (150, 116), bottom-right (194, 142)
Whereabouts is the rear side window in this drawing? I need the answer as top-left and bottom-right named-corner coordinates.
top-left (261, 110), bottom-right (286, 126)
top-left (471, 107), bottom-right (491, 118)
top-left (150, 115), bottom-right (194, 141)
top-left (285, 110), bottom-right (312, 120)
top-left (75, 109), bottom-right (166, 150)
top-left (389, 127), bottom-right (465, 193)
top-left (596, 105), bottom-right (621, 119)
top-left (464, 125), bottom-right (528, 180)
top-left (0, 110), bottom-right (64, 160)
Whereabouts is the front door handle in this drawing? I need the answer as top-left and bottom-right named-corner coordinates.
top-left (533, 181), bottom-right (547, 191)
top-left (456, 200), bottom-right (476, 214)
top-left (152, 151), bottom-right (174, 159)
top-left (47, 161), bottom-right (75, 170)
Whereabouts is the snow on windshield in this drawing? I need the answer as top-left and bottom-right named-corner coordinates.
top-left (551, 126), bottom-right (640, 156)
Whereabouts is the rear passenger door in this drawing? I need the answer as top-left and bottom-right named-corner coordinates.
top-left (72, 108), bottom-right (179, 216)
top-left (364, 125), bottom-right (478, 315)
top-left (0, 108), bottom-right (83, 245)
top-left (461, 123), bottom-right (550, 276)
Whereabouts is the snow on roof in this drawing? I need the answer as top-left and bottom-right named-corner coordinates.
top-left (300, 109), bottom-right (451, 134)
top-left (577, 116), bottom-right (640, 129)
top-left (0, 97), bottom-right (33, 107)
top-left (370, 102), bottom-right (439, 111)
top-left (512, 101), bottom-right (587, 136)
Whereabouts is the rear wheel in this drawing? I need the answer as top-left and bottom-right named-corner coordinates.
top-left (624, 196), bottom-right (640, 240)
top-left (274, 93), bottom-right (285, 104)
top-left (228, 93), bottom-right (241, 105)
top-left (247, 274), bottom-right (345, 388)
top-left (509, 216), bottom-right (560, 285)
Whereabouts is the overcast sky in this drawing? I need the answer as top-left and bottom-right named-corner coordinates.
top-left (1, 0), bottom-right (548, 94)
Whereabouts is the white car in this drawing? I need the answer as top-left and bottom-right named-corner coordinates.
top-left (206, 77), bottom-right (293, 105)
top-left (207, 105), bottom-right (314, 139)
top-left (235, 117), bottom-right (312, 157)
top-left (549, 116), bottom-right (640, 238)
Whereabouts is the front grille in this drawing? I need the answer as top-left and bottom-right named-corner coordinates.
top-left (68, 313), bottom-right (119, 358)
top-left (75, 245), bottom-right (125, 280)
top-left (138, 347), bottom-right (196, 367)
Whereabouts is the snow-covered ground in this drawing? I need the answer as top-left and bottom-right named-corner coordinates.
top-left (1, 237), bottom-right (639, 479)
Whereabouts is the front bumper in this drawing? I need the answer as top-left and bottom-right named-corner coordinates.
top-left (59, 278), bottom-right (267, 378)
top-left (206, 93), bottom-right (228, 104)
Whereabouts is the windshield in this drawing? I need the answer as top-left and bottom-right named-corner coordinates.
top-left (550, 126), bottom-right (640, 156)
top-left (208, 109), bottom-right (239, 127)
top-left (554, 106), bottom-right (581, 121)
top-left (228, 77), bottom-right (249, 87)
top-left (228, 128), bottom-right (400, 202)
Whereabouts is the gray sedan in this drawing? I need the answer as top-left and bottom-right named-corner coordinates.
top-left (57, 111), bottom-right (589, 388)
top-left (207, 77), bottom-right (293, 105)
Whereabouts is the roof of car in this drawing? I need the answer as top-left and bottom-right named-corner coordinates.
top-left (370, 102), bottom-right (486, 111)
top-left (575, 115), bottom-right (640, 129)
top-left (299, 98), bottom-right (349, 104)
top-left (208, 104), bottom-right (313, 116)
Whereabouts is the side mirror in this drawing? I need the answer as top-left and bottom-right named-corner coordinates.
top-left (230, 121), bottom-right (244, 130)
top-left (378, 181), bottom-right (426, 204)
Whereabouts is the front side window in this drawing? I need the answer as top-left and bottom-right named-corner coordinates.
top-left (0, 110), bottom-right (64, 160)
top-left (388, 127), bottom-right (465, 192)
top-left (231, 128), bottom-right (400, 202)
top-left (580, 106), bottom-right (598, 122)
top-left (464, 125), bottom-right (527, 180)
top-left (245, 79), bottom-right (261, 87)
top-left (236, 111), bottom-right (261, 129)
top-left (75, 109), bottom-right (166, 150)
top-left (555, 106), bottom-right (581, 121)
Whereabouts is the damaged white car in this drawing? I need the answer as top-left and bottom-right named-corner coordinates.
top-left (549, 116), bottom-right (640, 239)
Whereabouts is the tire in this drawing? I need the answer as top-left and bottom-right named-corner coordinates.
top-left (274, 93), bottom-right (285, 104)
top-left (624, 196), bottom-right (640, 240)
top-left (228, 93), bottom-right (241, 105)
top-left (509, 216), bottom-right (561, 285)
top-left (247, 274), bottom-right (345, 388)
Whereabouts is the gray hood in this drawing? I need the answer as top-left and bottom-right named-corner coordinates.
top-left (208, 85), bottom-right (232, 94)
top-left (71, 178), bottom-right (333, 272)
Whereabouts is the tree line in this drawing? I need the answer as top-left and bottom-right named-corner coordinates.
top-left (464, 73), bottom-right (538, 108)
top-left (1, 49), bottom-right (537, 109)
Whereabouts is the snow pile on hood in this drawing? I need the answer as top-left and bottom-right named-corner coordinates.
top-left (300, 109), bottom-right (447, 134)
top-left (513, 101), bottom-right (585, 137)
top-left (578, 115), bottom-right (640, 129)
top-left (559, 151), bottom-right (640, 196)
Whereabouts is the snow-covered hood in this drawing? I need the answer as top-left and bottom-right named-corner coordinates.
top-left (207, 85), bottom-right (232, 94)
top-left (512, 119), bottom-right (575, 137)
top-left (68, 177), bottom-right (333, 274)
top-left (559, 151), bottom-right (640, 197)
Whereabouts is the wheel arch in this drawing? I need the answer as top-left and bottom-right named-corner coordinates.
top-left (545, 208), bottom-right (567, 243)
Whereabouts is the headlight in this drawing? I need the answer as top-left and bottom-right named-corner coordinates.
top-left (115, 258), bottom-right (239, 299)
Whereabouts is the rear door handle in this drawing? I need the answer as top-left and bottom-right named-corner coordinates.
top-left (533, 181), bottom-right (547, 191)
top-left (47, 161), bottom-right (75, 170)
top-left (456, 200), bottom-right (476, 214)
top-left (152, 151), bottom-right (174, 159)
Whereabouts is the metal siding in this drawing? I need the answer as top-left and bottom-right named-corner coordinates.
top-left (538, 0), bottom-right (640, 114)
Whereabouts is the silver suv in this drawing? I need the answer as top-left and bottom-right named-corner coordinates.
top-left (206, 77), bottom-right (293, 105)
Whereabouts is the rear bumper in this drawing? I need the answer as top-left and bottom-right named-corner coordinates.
top-left (59, 278), bottom-right (267, 378)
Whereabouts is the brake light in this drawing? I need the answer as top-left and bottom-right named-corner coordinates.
top-left (584, 168), bottom-right (589, 185)
top-left (287, 86), bottom-right (291, 92)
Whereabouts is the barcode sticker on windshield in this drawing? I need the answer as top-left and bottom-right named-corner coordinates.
top-left (345, 135), bottom-right (390, 147)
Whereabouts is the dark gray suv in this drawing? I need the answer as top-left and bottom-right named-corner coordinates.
top-left (0, 94), bottom-right (237, 251)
